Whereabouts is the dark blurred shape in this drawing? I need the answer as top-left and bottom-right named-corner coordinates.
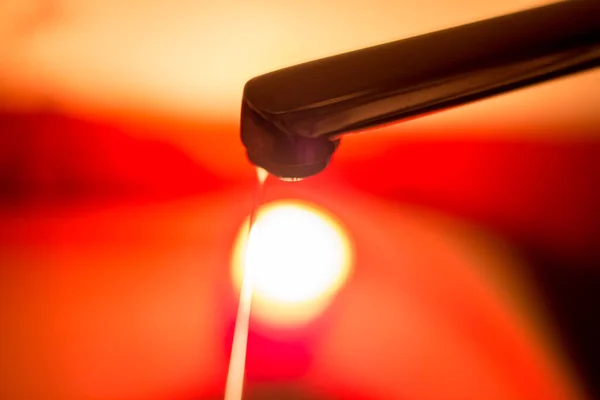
top-left (0, 111), bottom-right (224, 207)
top-left (522, 246), bottom-right (600, 399)
top-left (206, 383), bottom-right (330, 400)
top-left (242, 384), bottom-right (329, 400)
top-left (241, 0), bottom-right (600, 179)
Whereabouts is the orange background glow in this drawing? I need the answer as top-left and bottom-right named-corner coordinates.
top-left (1, 1), bottom-right (599, 400)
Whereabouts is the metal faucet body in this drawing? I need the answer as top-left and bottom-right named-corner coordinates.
top-left (240, 0), bottom-right (600, 179)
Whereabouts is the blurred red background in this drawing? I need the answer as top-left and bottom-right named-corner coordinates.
top-left (1, 1), bottom-right (599, 399)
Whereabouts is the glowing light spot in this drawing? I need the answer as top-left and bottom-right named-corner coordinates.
top-left (232, 200), bottom-right (353, 326)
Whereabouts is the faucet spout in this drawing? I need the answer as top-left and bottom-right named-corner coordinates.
top-left (240, 0), bottom-right (600, 179)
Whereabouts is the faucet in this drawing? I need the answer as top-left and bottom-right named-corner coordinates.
top-left (240, 0), bottom-right (600, 180)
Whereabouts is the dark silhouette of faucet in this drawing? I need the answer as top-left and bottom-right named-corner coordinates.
top-left (240, 0), bottom-right (600, 180)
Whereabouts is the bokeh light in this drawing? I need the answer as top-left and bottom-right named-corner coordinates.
top-left (232, 200), bottom-right (353, 326)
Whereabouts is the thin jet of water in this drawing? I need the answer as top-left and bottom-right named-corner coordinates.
top-left (224, 168), bottom-right (268, 400)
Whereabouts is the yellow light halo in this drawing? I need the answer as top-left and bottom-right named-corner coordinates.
top-left (231, 200), bottom-right (353, 327)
